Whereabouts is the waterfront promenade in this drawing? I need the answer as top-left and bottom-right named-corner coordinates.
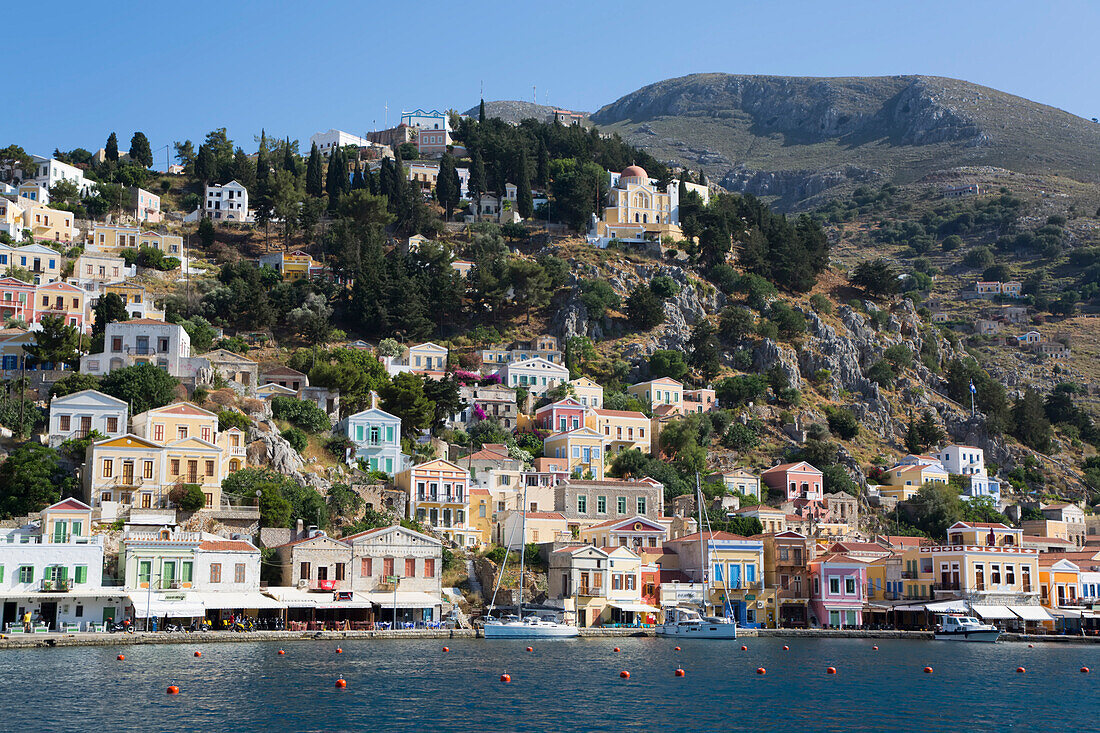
top-left (1, 627), bottom-right (1097, 649)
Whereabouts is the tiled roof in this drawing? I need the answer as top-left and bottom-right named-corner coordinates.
top-left (521, 512), bottom-right (565, 520)
top-left (119, 318), bottom-right (169, 325)
top-left (668, 531), bottom-right (752, 543)
top-left (198, 540), bottom-right (256, 552)
top-left (593, 408), bottom-right (648, 419)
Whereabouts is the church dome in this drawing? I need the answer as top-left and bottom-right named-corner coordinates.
top-left (620, 165), bottom-right (648, 181)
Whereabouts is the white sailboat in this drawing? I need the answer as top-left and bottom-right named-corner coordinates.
top-left (483, 481), bottom-right (578, 639)
top-left (658, 474), bottom-right (738, 639)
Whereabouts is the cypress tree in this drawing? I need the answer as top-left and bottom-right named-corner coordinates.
top-left (105, 132), bottom-right (119, 162)
top-left (516, 150), bottom-right (534, 219)
top-left (325, 146), bottom-right (345, 212)
top-left (305, 143), bottom-right (324, 197)
top-left (536, 139), bottom-right (550, 189)
top-left (368, 166), bottom-right (379, 196)
top-left (194, 144), bottom-right (215, 183)
top-left (339, 152), bottom-right (353, 197)
top-left (282, 137), bottom-right (295, 175)
top-left (436, 153), bottom-right (456, 220)
top-left (128, 132), bottom-right (153, 168)
top-left (478, 98), bottom-right (486, 124)
top-left (469, 148), bottom-right (485, 214)
top-left (390, 146), bottom-right (410, 221)
top-left (256, 130), bottom-right (269, 185)
top-left (379, 158), bottom-right (393, 201)
top-left (351, 162), bottom-right (364, 190)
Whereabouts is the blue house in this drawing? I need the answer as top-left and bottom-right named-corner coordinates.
top-left (343, 392), bottom-right (405, 475)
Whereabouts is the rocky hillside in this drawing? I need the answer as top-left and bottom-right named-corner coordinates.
top-left (587, 73), bottom-right (1100, 209)
top-left (464, 100), bottom-right (588, 126)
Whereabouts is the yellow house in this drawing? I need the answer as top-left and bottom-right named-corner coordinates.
top-left (569, 376), bottom-right (603, 409)
top-left (627, 376), bottom-right (683, 413)
top-left (407, 342), bottom-right (448, 374)
top-left (543, 427), bottom-right (606, 480)
top-left (591, 165), bottom-right (682, 244)
top-left (664, 531), bottom-right (769, 626)
top-left (162, 436), bottom-right (225, 507)
top-left (394, 458), bottom-right (475, 547)
top-left (879, 462), bottom-right (949, 502)
top-left (24, 204), bottom-right (73, 243)
top-left (89, 225), bottom-right (140, 252)
top-left (102, 282), bottom-right (163, 320)
top-left (468, 488), bottom-right (492, 546)
top-left (133, 402), bottom-right (219, 445)
top-left (1038, 557), bottom-right (1080, 617)
top-left (132, 401), bottom-right (247, 476)
top-left (0, 198), bottom-right (25, 235)
top-left (84, 434), bottom-right (168, 518)
top-left (34, 281), bottom-right (86, 331)
top-left (259, 250), bottom-right (322, 281)
top-left (587, 408), bottom-right (650, 454)
top-left (138, 231), bottom-right (182, 256)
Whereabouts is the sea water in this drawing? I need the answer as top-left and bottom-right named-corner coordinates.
top-left (0, 637), bottom-right (1096, 732)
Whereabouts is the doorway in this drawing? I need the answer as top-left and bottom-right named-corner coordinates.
top-left (40, 601), bottom-right (58, 629)
top-left (3, 601), bottom-right (16, 627)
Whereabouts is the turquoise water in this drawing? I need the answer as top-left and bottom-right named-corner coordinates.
top-left (0, 637), bottom-right (1097, 732)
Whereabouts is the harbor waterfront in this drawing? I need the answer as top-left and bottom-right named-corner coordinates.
top-left (0, 637), bottom-right (1095, 732)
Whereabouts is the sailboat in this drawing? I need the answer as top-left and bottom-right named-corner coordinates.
top-left (657, 474), bottom-right (738, 639)
top-left (483, 481), bottom-right (578, 638)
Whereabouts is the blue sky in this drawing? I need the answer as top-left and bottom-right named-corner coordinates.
top-left (6, 0), bottom-right (1098, 161)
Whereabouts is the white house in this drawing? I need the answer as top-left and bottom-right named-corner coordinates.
top-left (498, 356), bottom-right (570, 397)
top-left (0, 499), bottom-right (126, 631)
top-left (400, 109), bottom-right (451, 132)
top-left (48, 389), bottom-right (128, 447)
top-left (27, 156), bottom-right (95, 196)
top-left (309, 129), bottom-right (370, 157)
top-left (203, 180), bottom-right (251, 222)
top-left (344, 392), bottom-right (406, 475)
top-left (934, 444), bottom-right (1001, 503)
top-left (80, 319), bottom-right (193, 377)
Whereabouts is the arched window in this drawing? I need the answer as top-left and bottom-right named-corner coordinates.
top-left (642, 214), bottom-right (647, 223)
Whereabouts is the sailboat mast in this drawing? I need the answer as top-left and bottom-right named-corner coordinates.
top-left (517, 480), bottom-right (529, 621)
top-left (696, 472), bottom-right (707, 616)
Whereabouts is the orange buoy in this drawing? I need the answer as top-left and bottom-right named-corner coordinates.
top-left (335, 648), bottom-right (343, 654)
top-left (782, 645), bottom-right (789, 651)
top-left (1081, 667), bottom-right (1090, 674)
top-left (740, 645), bottom-right (748, 651)
top-left (116, 654), bottom-right (125, 661)
top-left (872, 646), bottom-right (879, 651)
top-left (278, 649), bottom-right (285, 655)
top-left (1028, 644), bottom-right (1034, 648)
top-left (826, 667), bottom-right (837, 675)
top-left (924, 666), bottom-right (933, 674)
top-left (756, 667), bottom-right (766, 675)
top-left (442, 647), bottom-right (449, 652)
top-left (674, 668), bottom-right (685, 677)
top-left (1016, 667), bottom-right (1026, 674)
top-left (194, 651), bottom-right (201, 657)
top-left (167, 686), bottom-right (180, 695)
top-left (613, 647), bottom-right (620, 652)
top-left (674, 646), bottom-right (681, 651)
top-left (335, 678), bottom-right (347, 688)
top-left (526, 646), bottom-right (533, 652)
top-left (619, 671), bottom-right (630, 678)
top-left (500, 673), bottom-right (511, 683)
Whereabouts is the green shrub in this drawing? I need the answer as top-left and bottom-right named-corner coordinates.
top-left (809, 293), bottom-right (832, 314)
top-left (282, 427), bottom-right (308, 452)
top-left (170, 483), bottom-right (206, 512)
top-left (271, 396), bottom-right (331, 433)
top-left (218, 409), bottom-right (251, 432)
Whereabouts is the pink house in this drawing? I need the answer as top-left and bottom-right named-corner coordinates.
top-left (0, 276), bottom-right (36, 323)
top-left (535, 397), bottom-right (588, 434)
top-left (809, 553), bottom-right (866, 628)
top-left (761, 461), bottom-right (823, 502)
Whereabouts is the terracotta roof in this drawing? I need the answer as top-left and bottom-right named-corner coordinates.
top-left (1026, 535), bottom-right (1074, 545)
top-left (552, 545), bottom-right (587, 554)
top-left (462, 448), bottom-right (513, 462)
top-left (261, 365), bottom-right (306, 377)
top-left (469, 488), bottom-right (490, 496)
top-left (582, 516), bottom-right (665, 531)
top-left (520, 512), bottom-right (565, 520)
top-left (199, 540), bottom-right (256, 552)
top-left (46, 498), bottom-right (92, 512)
top-left (813, 553), bottom-right (866, 564)
top-left (830, 542), bottom-right (889, 553)
top-left (593, 408), bottom-right (647, 419)
top-left (119, 318), bottom-right (169, 325)
top-left (953, 521), bottom-right (1012, 529)
top-left (762, 461), bottom-right (821, 474)
top-left (667, 531), bottom-right (753, 543)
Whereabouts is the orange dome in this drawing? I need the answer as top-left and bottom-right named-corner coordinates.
top-left (620, 165), bottom-right (648, 180)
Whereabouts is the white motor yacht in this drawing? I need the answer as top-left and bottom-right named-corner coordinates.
top-left (933, 614), bottom-right (1001, 642)
top-left (657, 606), bottom-right (738, 639)
top-left (482, 614), bottom-right (580, 638)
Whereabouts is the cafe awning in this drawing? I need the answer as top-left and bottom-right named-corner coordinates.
top-left (970, 605), bottom-right (1015, 620)
top-left (128, 593), bottom-right (205, 618)
top-left (194, 591), bottom-right (285, 610)
top-left (1009, 605), bottom-right (1054, 622)
top-left (609, 601), bottom-right (662, 613)
top-left (924, 600), bottom-right (970, 613)
top-left (1049, 608), bottom-right (1082, 618)
top-left (364, 591), bottom-right (442, 609)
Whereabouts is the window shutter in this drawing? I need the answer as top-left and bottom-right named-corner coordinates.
top-left (74, 566), bottom-right (87, 584)
top-left (71, 521), bottom-right (82, 537)
top-left (53, 522), bottom-right (65, 543)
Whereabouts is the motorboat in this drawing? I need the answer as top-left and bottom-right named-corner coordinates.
top-left (933, 614), bottom-right (1001, 642)
top-left (657, 606), bottom-right (738, 639)
top-left (482, 614), bottom-right (579, 638)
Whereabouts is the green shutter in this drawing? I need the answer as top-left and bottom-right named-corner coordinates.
top-left (386, 426), bottom-right (394, 442)
top-left (57, 566), bottom-right (68, 583)
top-left (71, 521), bottom-right (82, 537)
top-left (52, 522), bottom-right (65, 543)
top-left (0, 565), bottom-right (4, 583)
top-left (74, 566), bottom-right (86, 584)
top-left (181, 562), bottom-right (193, 583)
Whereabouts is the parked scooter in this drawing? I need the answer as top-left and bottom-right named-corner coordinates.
top-left (107, 620), bottom-right (135, 634)
top-left (187, 619), bottom-right (212, 633)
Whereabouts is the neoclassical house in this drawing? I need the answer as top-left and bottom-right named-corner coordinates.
top-left (588, 165), bottom-right (683, 246)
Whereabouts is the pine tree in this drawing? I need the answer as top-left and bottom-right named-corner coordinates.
top-left (305, 143), bottom-right (324, 197)
top-left (194, 144), bottom-right (216, 183)
top-left (536, 139), bottom-right (550, 188)
top-left (105, 132), bottom-right (119, 162)
top-left (128, 132), bottom-right (153, 168)
top-left (479, 98), bottom-right (486, 123)
top-left (516, 149), bottom-right (533, 219)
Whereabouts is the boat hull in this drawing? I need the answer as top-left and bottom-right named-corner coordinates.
top-left (656, 623), bottom-right (738, 639)
top-left (482, 624), bottom-right (580, 638)
top-left (933, 629), bottom-right (1001, 642)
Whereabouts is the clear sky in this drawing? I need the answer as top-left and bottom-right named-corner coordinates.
top-left (6, 0), bottom-right (1098, 162)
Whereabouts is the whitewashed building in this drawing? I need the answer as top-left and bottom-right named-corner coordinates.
top-left (203, 180), bottom-right (251, 222)
top-left (343, 392), bottom-right (405, 475)
top-left (80, 319), bottom-right (193, 377)
top-left (934, 444), bottom-right (1001, 503)
top-left (498, 356), bottom-right (570, 397)
top-left (48, 389), bottom-right (128, 447)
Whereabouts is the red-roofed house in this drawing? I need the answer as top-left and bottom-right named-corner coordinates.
top-left (535, 397), bottom-right (589, 434)
top-left (578, 515), bottom-right (668, 550)
top-left (809, 553), bottom-right (866, 628)
top-left (762, 461), bottom-right (823, 502)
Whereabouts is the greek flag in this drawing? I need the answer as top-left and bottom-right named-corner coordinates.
top-left (969, 381), bottom-right (976, 394)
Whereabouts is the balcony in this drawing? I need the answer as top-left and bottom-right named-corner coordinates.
top-left (41, 578), bottom-right (73, 592)
top-left (230, 446), bottom-right (246, 456)
top-left (932, 582), bottom-right (961, 592)
top-left (901, 571), bottom-right (919, 579)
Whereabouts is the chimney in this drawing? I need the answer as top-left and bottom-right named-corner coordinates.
top-left (370, 390), bottom-right (380, 409)
top-left (296, 518), bottom-right (304, 539)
